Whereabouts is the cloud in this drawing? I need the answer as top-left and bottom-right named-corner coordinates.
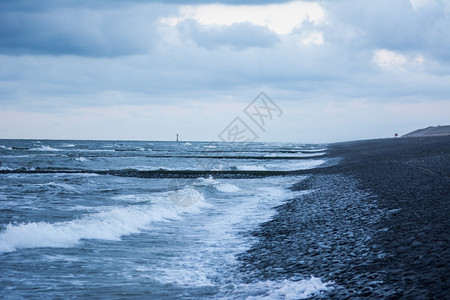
top-left (176, 20), bottom-right (279, 49)
top-left (0, 0), bottom-right (449, 142)
top-left (383, 100), bottom-right (450, 119)
top-left (0, 3), bottom-right (174, 57)
top-left (161, 1), bottom-right (325, 35)
top-left (373, 49), bottom-right (424, 69)
top-left (324, 0), bottom-right (450, 61)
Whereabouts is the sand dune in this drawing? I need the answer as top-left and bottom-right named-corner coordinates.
top-left (403, 125), bottom-right (450, 137)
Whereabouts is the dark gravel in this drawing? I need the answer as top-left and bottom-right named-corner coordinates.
top-left (239, 136), bottom-right (450, 298)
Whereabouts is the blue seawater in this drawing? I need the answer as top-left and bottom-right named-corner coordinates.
top-left (0, 140), bottom-right (332, 299)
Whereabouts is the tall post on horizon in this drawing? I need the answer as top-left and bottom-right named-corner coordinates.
top-left (176, 134), bottom-right (179, 142)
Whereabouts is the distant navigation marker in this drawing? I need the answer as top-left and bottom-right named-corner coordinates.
top-left (176, 134), bottom-right (179, 142)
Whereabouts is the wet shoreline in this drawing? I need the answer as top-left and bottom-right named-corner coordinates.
top-left (240, 136), bottom-right (450, 298)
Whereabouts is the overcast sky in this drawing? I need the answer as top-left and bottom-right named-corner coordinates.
top-left (1, 0), bottom-right (449, 143)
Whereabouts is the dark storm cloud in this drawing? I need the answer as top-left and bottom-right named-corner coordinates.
top-left (0, 2), bottom-right (172, 57)
top-left (0, 0), bottom-right (448, 99)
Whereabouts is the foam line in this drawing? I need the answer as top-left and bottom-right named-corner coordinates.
top-left (0, 192), bottom-right (210, 253)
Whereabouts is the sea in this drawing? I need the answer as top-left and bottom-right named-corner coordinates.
top-left (0, 140), bottom-right (333, 299)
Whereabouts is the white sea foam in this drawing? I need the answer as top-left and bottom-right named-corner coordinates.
top-left (0, 190), bottom-right (210, 253)
top-left (61, 144), bottom-right (76, 148)
top-left (0, 207), bottom-right (167, 253)
top-left (154, 266), bottom-right (215, 287)
top-left (211, 164), bottom-right (225, 171)
top-left (264, 152), bottom-right (325, 158)
top-left (0, 145), bottom-right (12, 150)
top-left (299, 148), bottom-right (327, 152)
top-left (70, 149), bottom-right (115, 152)
top-left (150, 177), bottom-right (312, 292)
top-left (267, 159), bottom-right (325, 171)
top-left (169, 187), bottom-right (210, 211)
top-left (194, 176), bottom-right (219, 186)
top-left (118, 166), bottom-right (173, 171)
top-left (226, 277), bottom-right (333, 300)
top-left (30, 145), bottom-right (63, 152)
top-left (236, 165), bottom-right (267, 171)
top-left (156, 166), bottom-right (173, 171)
top-left (215, 183), bottom-right (240, 193)
top-left (192, 177), bottom-right (239, 192)
top-left (75, 157), bottom-right (88, 162)
top-left (112, 194), bottom-right (154, 203)
top-left (263, 277), bottom-right (333, 299)
top-left (0, 166), bottom-right (37, 172)
top-left (204, 145), bottom-right (217, 149)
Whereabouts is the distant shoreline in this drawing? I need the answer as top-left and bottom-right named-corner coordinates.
top-left (1, 125), bottom-right (449, 143)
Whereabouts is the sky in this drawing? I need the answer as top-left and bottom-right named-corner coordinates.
top-left (0, 0), bottom-right (449, 143)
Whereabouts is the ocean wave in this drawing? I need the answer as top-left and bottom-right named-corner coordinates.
top-left (169, 187), bottom-right (211, 210)
top-left (192, 176), bottom-right (240, 192)
top-left (215, 183), bottom-right (240, 193)
top-left (224, 277), bottom-right (333, 299)
top-left (147, 177), bottom-right (303, 293)
top-left (30, 145), bottom-right (63, 152)
top-left (264, 152), bottom-right (325, 158)
top-left (300, 148), bottom-right (327, 153)
top-left (0, 206), bottom-right (159, 253)
top-left (171, 155), bottom-right (321, 160)
top-left (192, 176), bottom-right (219, 185)
top-left (113, 147), bottom-right (147, 152)
top-left (266, 159), bottom-right (325, 171)
top-left (41, 182), bottom-right (78, 192)
top-left (76, 149), bottom-right (115, 152)
top-left (0, 155), bottom-right (30, 158)
top-left (152, 266), bottom-right (215, 287)
top-left (0, 145), bottom-right (12, 150)
top-left (236, 165), bottom-right (267, 171)
top-left (0, 167), bottom-right (317, 178)
top-left (111, 194), bottom-right (155, 203)
top-left (0, 192), bottom-right (210, 254)
top-left (0, 166), bottom-right (36, 171)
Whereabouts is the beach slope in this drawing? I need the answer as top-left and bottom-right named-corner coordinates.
top-left (240, 136), bottom-right (449, 298)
